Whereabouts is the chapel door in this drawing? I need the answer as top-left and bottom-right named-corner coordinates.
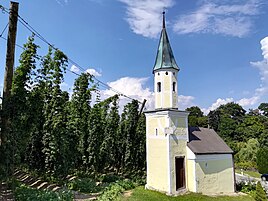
top-left (175, 157), bottom-right (185, 190)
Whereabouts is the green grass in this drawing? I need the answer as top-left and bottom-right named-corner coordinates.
top-left (235, 169), bottom-right (261, 178)
top-left (121, 186), bottom-right (255, 201)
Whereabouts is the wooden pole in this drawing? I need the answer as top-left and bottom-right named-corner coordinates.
top-left (1, 1), bottom-right (19, 145)
top-left (138, 99), bottom-right (147, 116)
top-left (3, 1), bottom-right (19, 103)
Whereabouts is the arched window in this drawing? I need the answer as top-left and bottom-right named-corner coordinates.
top-left (157, 82), bottom-right (161, 92)
top-left (173, 82), bottom-right (176, 92)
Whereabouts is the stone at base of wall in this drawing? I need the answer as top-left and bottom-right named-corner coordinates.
top-left (145, 184), bottom-right (187, 196)
top-left (145, 184), bottom-right (167, 194)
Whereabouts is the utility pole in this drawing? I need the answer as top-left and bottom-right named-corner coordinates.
top-left (1, 1), bottom-right (19, 145)
top-left (3, 1), bottom-right (19, 104)
top-left (138, 99), bottom-right (147, 116)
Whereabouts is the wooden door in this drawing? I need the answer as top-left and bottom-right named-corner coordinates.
top-left (175, 157), bottom-right (185, 190)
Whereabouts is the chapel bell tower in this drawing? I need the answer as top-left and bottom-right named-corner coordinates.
top-left (144, 12), bottom-right (189, 195)
top-left (153, 12), bottom-right (180, 109)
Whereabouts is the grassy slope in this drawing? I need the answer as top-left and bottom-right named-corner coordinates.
top-left (235, 169), bottom-right (261, 178)
top-left (122, 186), bottom-right (255, 201)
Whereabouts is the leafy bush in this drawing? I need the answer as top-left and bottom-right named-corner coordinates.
top-left (68, 177), bottom-right (100, 193)
top-left (15, 184), bottom-right (73, 201)
top-left (97, 179), bottom-right (138, 201)
top-left (116, 179), bottom-right (135, 190)
top-left (236, 181), bottom-right (256, 196)
top-left (255, 181), bottom-right (267, 201)
top-left (97, 183), bottom-right (124, 201)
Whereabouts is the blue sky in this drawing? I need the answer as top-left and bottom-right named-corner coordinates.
top-left (0, 0), bottom-right (268, 113)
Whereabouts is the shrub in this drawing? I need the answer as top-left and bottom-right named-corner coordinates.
top-left (68, 177), bottom-right (99, 193)
top-left (116, 179), bottom-right (135, 190)
top-left (255, 182), bottom-right (267, 201)
top-left (97, 183), bottom-right (124, 201)
top-left (236, 181), bottom-right (256, 196)
top-left (15, 184), bottom-right (73, 201)
top-left (98, 179), bottom-right (138, 201)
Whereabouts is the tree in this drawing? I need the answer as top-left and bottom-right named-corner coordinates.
top-left (186, 106), bottom-right (203, 117)
top-left (259, 129), bottom-right (268, 148)
top-left (208, 109), bottom-right (221, 131)
top-left (258, 103), bottom-right (268, 117)
top-left (186, 106), bottom-right (208, 127)
top-left (208, 102), bottom-right (246, 142)
top-left (235, 116), bottom-right (264, 142)
top-left (198, 116), bottom-right (208, 127)
top-left (218, 114), bottom-right (238, 141)
top-left (256, 147), bottom-right (268, 174)
top-left (237, 138), bottom-right (259, 163)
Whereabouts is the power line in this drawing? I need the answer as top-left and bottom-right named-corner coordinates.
top-left (0, 3), bottom-right (142, 104)
top-left (0, 35), bottom-right (25, 50)
top-left (0, 6), bottom-right (24, 50)
top-left (0, 23), bottom-right (8, 37)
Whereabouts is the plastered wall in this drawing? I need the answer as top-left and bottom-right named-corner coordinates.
top-left (145, 110), bottom-right (189, 194)
top-left (195, 154), bottom-right (235, 193)
top-left (154, 70), bottom-right (178, 109)
top-left (147, 138), bottom-right (169, 192)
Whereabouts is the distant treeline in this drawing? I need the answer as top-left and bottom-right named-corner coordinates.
top-left (186, 103), bottom-right (268, 172)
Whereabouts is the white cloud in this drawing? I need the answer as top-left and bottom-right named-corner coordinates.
top-left (118, 0), bottom-right (175, 38)
top-left (241, 35), bottom-right (268, 103)
top-left (202, 98), bottom-right (234, 114)
top-left (178, 95), bottom-right (195, 110)
top-left (173, 0), bottom-right (261, 37)
top-left (202, 96), bottom-right (260, 115)
top-left (85, 68), bottom-right (102, 77)
top-left (250, 36), bottom-right (268, 97)
top-left (237, 96), bottom-right (259, 107)
top-left (102, 77), bottom-right (154, 110)
top-left (260, 36), bottom-right (268, 61)
top-left (251, 61), bottom-right (268, 83)
top-left (70, 65), bottom-right (80, 73)
top-left (99, 76), bottom-right (194, 112)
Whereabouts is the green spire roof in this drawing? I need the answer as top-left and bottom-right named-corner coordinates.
top-left (153, 12), bottom-right (179, 73)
